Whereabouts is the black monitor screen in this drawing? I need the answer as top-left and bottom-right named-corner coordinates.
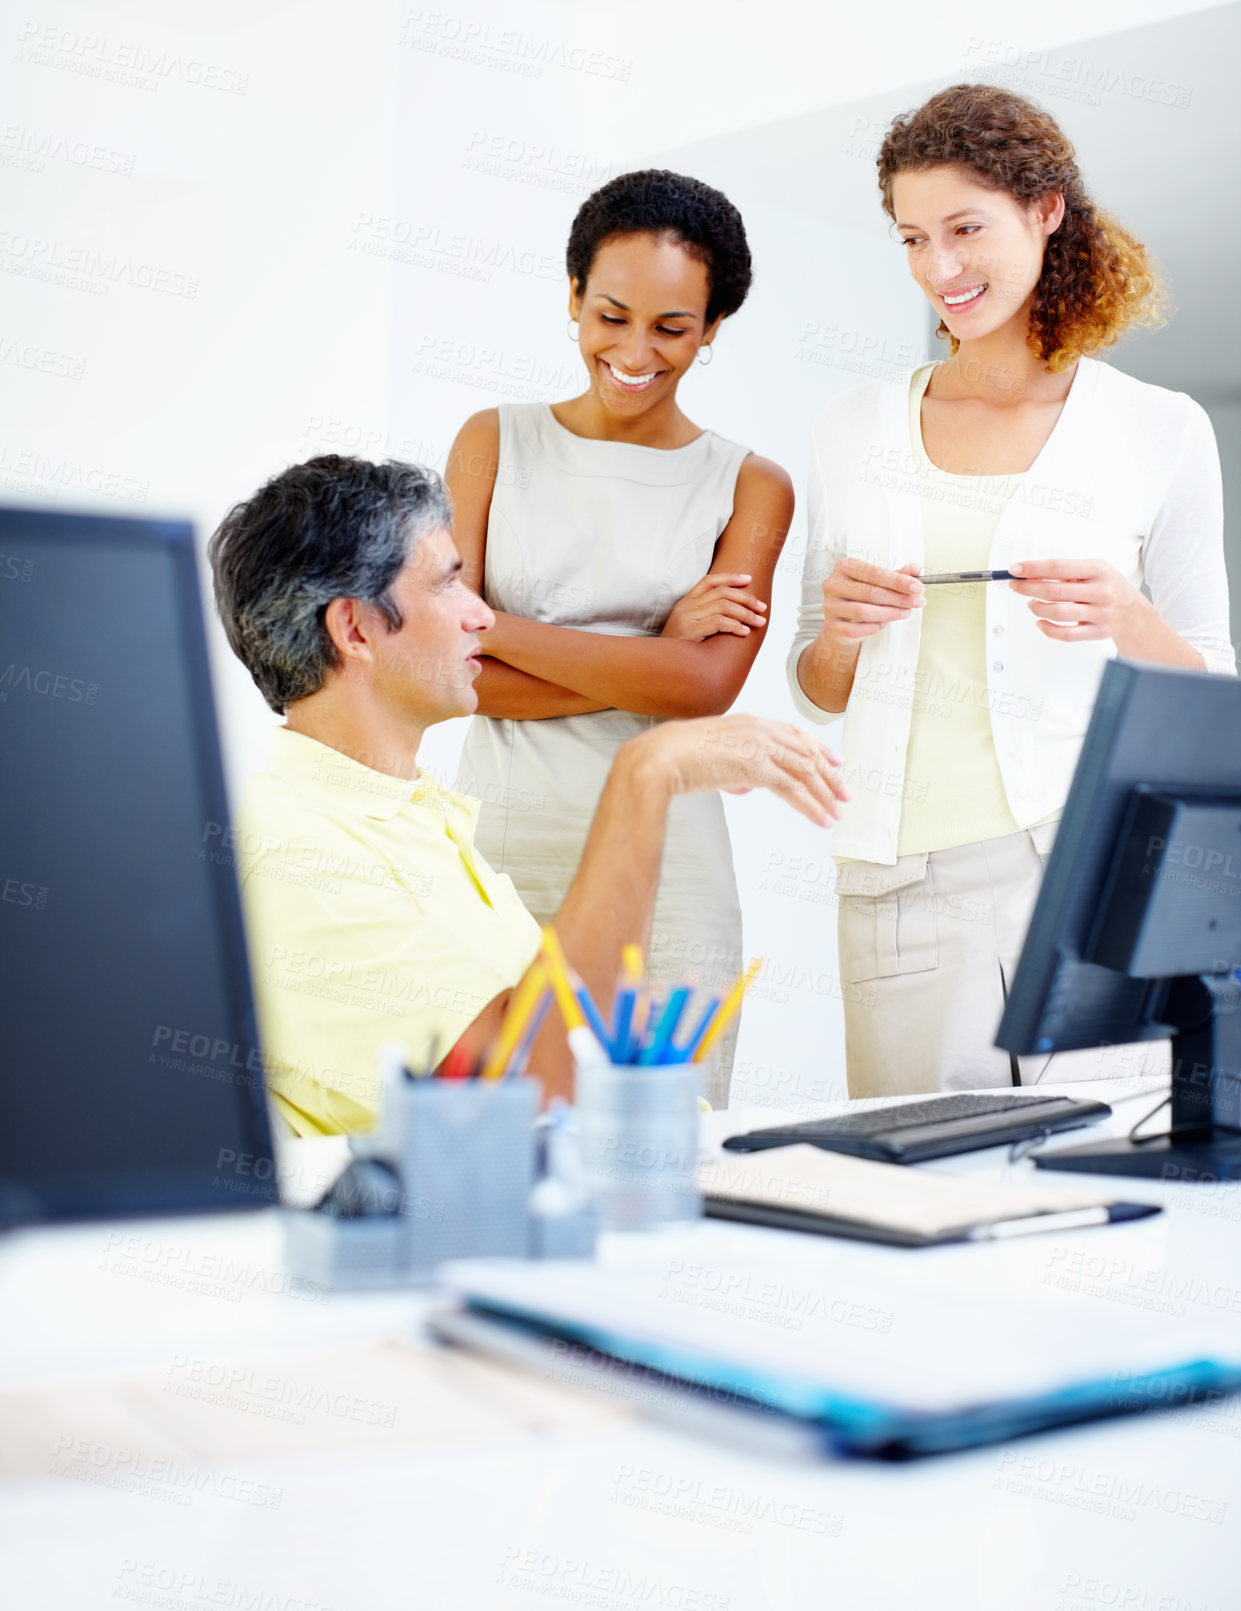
top-left (998, 660), bottom-right (1241, 1060)
top-left (0, 507), bottom-right (273, 1224)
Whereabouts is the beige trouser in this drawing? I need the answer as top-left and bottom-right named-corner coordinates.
top-left (837, 823), bottom-right (1170, 1098)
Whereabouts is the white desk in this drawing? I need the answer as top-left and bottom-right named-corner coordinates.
top-left (3, 1082), bottom-right (1239, 1611)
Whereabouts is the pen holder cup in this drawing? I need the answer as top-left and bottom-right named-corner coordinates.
top-left (574, 1059), bottom-right (703, 1232)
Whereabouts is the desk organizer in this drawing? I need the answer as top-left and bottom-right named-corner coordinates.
top-left (283, 1074), bottom-right (540, 1291)
top-left (282, 1210), bottom-right (407, 1293)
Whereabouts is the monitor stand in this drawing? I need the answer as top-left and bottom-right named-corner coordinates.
top-left (1033, 974), bottom-right (1241, 1182)
top-left (1033, 1130), bottom-right (1241, 1181)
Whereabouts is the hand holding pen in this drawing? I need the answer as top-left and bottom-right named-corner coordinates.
top-left (914, 556), bottom-right (1172, 658)
top-left (1006, 558), bottom-right (1152, 648)
top-left (818, 556), bottom-right (926, 646)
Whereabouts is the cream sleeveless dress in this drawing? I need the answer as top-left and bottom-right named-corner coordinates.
top-left (454, 402), bottom-right (751, 1105)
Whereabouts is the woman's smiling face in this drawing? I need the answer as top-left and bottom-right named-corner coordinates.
top-left (568, 231), bottom-right (717, 417)
top-left (891, 164), bottom-right (1063, 344)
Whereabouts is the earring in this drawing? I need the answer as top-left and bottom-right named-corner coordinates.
top-left (567, 319), bottom-right (580, 342)
top-left (696, 344), bottom-right (714, 366)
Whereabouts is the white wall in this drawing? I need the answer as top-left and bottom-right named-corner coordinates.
top-left (1, 0), bottom-right (1231, 1107)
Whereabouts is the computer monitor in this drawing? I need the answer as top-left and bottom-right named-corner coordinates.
top-left (997, 660), bottom-right (1241, 1180)
top-left (0, 506), bottom-right (274, 1225)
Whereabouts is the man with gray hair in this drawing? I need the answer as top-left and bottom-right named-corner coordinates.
top-left (210, 455), bottom-right (846, 1135)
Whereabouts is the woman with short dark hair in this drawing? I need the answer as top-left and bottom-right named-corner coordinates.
top-left (789, 84), bottom-right (1234, 1096)
top-left (448, 170), bottom-right (794, 1102)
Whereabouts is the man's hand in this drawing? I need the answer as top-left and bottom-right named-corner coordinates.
top-left (662, 573), bottom-right (768, 641)
top-left (819, 557), bottom-right (924, 646)
top-left (540, 715), bottom-right (846, 1101)
top-left (624, 714), bottom-right (848, 828)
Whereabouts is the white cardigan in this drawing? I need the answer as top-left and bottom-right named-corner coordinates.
top-left (787, 358), bottom-right (1235, 864)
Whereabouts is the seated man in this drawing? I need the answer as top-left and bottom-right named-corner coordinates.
top-left (209, 455), bottom-right (846, 1135)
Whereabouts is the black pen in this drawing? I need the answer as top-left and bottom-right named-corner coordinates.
top-left (919, 569), bottom-right (1015, 585)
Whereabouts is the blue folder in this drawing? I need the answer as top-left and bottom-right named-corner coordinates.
top-left (434, 1257), bottom-right (1241, 1460)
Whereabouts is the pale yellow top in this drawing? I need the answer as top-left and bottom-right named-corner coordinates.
top-left (897, 364), bottom-right (1023, 856)
top-left (236, 728), bottom-right (541, 1136)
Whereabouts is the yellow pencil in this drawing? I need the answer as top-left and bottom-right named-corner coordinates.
top-left (621, 943), bottom-right (644, 987)
top-left (539, 926), bottom-right (587, 1032)
top-left (693, 957), bottom-right (763, 1063)
top-left (480, 960), bottom-right (548, 1080)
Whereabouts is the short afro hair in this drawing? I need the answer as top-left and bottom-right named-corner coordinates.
top-left (566, 169), bottom-right (752, 326)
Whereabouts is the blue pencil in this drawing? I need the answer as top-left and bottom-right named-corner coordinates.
top-left (624, 983), bottom-right (653, 1065)
top-left (610, 988), bottom-right (636, 1062)
top-left (574, 984), bottom-right (613, 1052)
top-left (639, 987), bottom-right (690, 1065)
top-left (679, 997), bottom-right (720, 1063)
top-left (506, 994), bottom-right (553, 1079)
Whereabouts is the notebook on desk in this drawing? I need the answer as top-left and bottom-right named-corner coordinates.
top-left (699, 1146), bottom-right (1158, 1247)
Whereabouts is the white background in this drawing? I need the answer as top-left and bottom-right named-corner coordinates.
top-left (2, 0), bottom-right (1237, 1103)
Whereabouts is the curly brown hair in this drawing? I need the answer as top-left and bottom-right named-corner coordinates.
top-left (877, 84), bottom-right (1166, 372)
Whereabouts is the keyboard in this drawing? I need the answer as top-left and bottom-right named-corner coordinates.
top-left (721, 1091), bottom-right (1112, 1165)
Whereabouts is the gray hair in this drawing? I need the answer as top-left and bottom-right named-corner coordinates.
top-left (208, 456), bottom-right (453, 713)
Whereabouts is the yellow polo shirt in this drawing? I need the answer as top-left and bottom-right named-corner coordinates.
top-left (236, 727), bottom-right (541, 1136)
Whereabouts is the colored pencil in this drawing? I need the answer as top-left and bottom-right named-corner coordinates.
top-left (627, 979), bottom-right (654, 1064)
top-left (679, 998), bottom-right (719, 1063)
top-left (438, 1040), bottom-right (474, 1080)
top-left (507, 993), bottom-right (553, 1080)
top-left (539, 926), bottom-right (587, 1032)
top-left (693, 957), bottom-right (763, 1063)
top-left (621, 943), bottom-right (645, 983)
top-left (610, 989), bottom-right (636, 1060)
top-left (609, 944), bottom-right (645, 1060)
top-left (639, 987), bottom-right (690, 1065)
top-left (575, 984), bottom-right (614, 1050)
top-left (480, 960), bottom-right (548, 1080)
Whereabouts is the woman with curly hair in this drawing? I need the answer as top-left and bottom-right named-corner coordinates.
top-left (447, 171), bottom-right (795, 1104)
top-left (789, 84), bottom-right (1234, 1096)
